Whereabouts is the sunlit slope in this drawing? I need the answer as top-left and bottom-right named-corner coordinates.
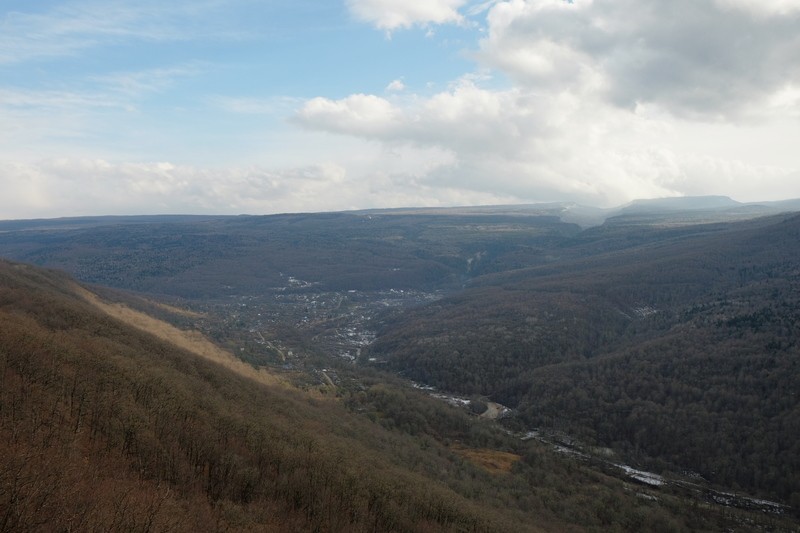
top-left (0, 260), bottom-right (535, 532)
top-left (74, 283), bottom-right (282, 388)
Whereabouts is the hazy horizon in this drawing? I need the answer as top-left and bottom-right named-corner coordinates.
top-left (2, 193), bottom-right (800, 224)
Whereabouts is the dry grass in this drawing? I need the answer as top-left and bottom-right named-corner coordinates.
top-left (150, 300), bottom-right (206, 319)
top-left (451, 445), bottom-right (521, 475)
top-left (74, 284), bottom-right (283, 388)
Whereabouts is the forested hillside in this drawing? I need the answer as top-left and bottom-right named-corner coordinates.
top-left (366, 214), bottom-right (800, 506)
top-left (1, 206), bottom-right (799, 530)
top-left (0, 213), bottom-right (579, 297)
top-left (0, 260), bottom-right (531, 531)
top-left (7, 259), bottom-right (761, 532)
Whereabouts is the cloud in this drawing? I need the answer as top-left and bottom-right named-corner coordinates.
top-left (329, 0), bottom-right (799, 206)
top-left (210, 95), bottom-right (303, 115)
top-left (346, 0), bottom-right (468, 31)
top-left (714, 0), bottom-right (800, 17)
top-left (0, 158), bottom-right (339, 218)
top-left (295, 74), bottom-right (800, 206)
top-left (0, 151), bottom-right (517, 219)
top-left (1, 4), bottom-right (161, 64)
top-left (91, 64), bottom-right (206, 97)
top-left (0, 64), bottom-right (205, 159)
top-left (0, 0), bottom-right (248, 65)
top-left (296, 81), bottom-right (663, 204)
top-left (0, 87), bottom-right (121, 111)
top-left (295, 94), bottom-right (403, 136)
top-left (385, 79), bottom-right (406, 92)
top-left (478, 0), bottom-right (800, 119)
top-left (3, 0), bottom-right (799, 218)
top-left (297, 80), bottom-right (534, 151)
top-left (766, 85), bottom-right (800, 118)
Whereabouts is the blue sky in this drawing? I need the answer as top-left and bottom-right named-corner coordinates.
top-left (2, 0), bottom-right (800, 218)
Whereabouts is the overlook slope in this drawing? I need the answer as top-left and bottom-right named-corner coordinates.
top-left (0, 260), bottom-right (532, 532)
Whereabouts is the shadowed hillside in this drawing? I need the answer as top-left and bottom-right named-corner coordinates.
top-left (366, 214), bottom-right (800, 506)
top-left (0, 213), bottom-right (580, 297)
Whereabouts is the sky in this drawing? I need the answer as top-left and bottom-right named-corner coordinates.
top-left (1, 0), bottom-right (800, 219)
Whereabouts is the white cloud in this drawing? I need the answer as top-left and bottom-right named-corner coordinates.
top-left (0, 0), bottom-right (250, 65)
top-left (3, 0), bottom-right (800, 219)
top-left (478, 0), bottom-right (800, 119)
top-left (0, 158), bottom-right (343, 218)
top-left (346, 0), bottom-right (468, 31)
top-left (0, 150), bottom-right (516, 219)
top-left (385, 79), bottom-right (406, 92)
top-left (296, 73), bottom-right (800, 206)
top-left (714, 0), bottom-right (800, 17)
top-left (297, 79), bottom-right (529, 150)
top-left (296, 82), bottom-right (654, 204)
top-left (295, 94), bottom-right (402, 136)
top-left (766, 85), bottom-right (800, 119)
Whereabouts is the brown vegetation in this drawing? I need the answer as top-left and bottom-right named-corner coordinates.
top-left (450, 445), bottom-right (521, 475)
top-left (3, 207), bottom-right (800, 531)
top-left (0, 261), bottom-right (524, 532)
top-left (74, 283), bottom-right (283, 388)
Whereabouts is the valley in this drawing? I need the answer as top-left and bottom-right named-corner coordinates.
top-left (7, 0), bottom-right (800, 529)
top-left (187, 285), bottom-right (441, 369)
top-left (1, 200), bottom-right (799, 531)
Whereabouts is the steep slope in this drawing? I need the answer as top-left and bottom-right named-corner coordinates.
top-left (4, 260), bottom-right (790, 531)
top-left (74, 283), bottom-right (282, 388)
top-left (0, 260), bottom-right (531, 532)
top-left (366, 214), bottom-right (800, 505)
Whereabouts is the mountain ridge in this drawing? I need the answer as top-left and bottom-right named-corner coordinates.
top-left (3, 194), bottom-right (800, 231)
